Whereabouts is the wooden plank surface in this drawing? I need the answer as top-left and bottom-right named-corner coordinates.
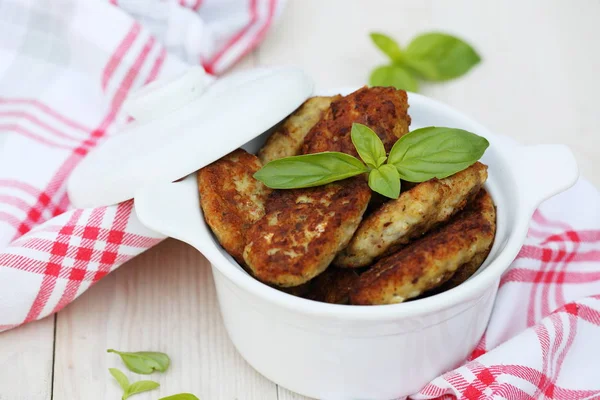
top-left (1, 1), bottom-right (599, 399)
top-left (52, 239), bottom-right (278, 400)
top-left (51, 53), bottom-right (280, 400)
top-left (0, 317), bottom-right (54, 400)
top-left (279, 386), bottom-right (314, 400)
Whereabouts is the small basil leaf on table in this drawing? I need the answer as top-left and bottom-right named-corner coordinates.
top-left (368, 164), bottom-right (401, 199)
top-left (369, 32), bottom-right (403, 62)
top-left (253, 152), bottom-right (368, 189)
top-left (350, 123), bottom-right (387, 168)
top-left (388, 127), bottom-right (489, 182)
top-left (159, 394), bottom-right (200, 400)
top-left (107, 349), bottom-right (170, 374)
top-left (123, 380), bottom-right (160, 399)
top-left (109, 368), bottom-right (130, 392)
top-left (369, 65), bottom-right (418, 92)
top-left (404, 32), bottom-right (481, 81)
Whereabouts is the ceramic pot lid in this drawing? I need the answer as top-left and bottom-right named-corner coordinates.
top-left (67, 66), bottom-right (314, 208)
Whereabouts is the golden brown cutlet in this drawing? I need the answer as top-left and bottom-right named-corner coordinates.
top-left (301, 86), bottom-right (411, 157)
top-left (302, 267), bottom-right (359, 304)
top-left (350, 189), bottom-right (496, 305)
top-left (425, 248), bottom-right (491, 296)
top-left (258, 96), bottom-right (341, 164)
top-left (243, 178), bottom-right (371, 287)
top-left (273, 267), bottom-right (359, 305)
top-left (198, 149), bottom-right (272, 265)
top-left (335, 162), bottom-right (488, 268)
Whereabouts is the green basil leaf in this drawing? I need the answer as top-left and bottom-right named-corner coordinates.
top-left (107, 349), bottom-right (170, 374)
top-left (253, 152), bottom-right (368, 189)
top-left (109, 368), bottom-right (130, 392)
top-left (370, 32), bottom-right (403, 62)
top-left (159, 394), bottom-right (200, 400)
top-left (369, 65), bottom-right (418, 92)
top-left (388, 127), bottom-right (489, 182)
top-left (404, 32), bottom-right (481, 81)
top-left (123, 380), bottom-right (160, 400)
top-left (350, 123), bottom-right (387, 168)
top-left (368, 164), bottom-right (400, 199)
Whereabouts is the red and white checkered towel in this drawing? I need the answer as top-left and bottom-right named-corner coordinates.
top-left (412, 179), bottom-right (600, 400)
top-left (1, 1), bottom-right (600, 399)
top-left (0, 0), bottom-right (284, 329)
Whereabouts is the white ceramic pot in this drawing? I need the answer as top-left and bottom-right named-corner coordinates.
top-left (134, 89), bottom-right (578, 400)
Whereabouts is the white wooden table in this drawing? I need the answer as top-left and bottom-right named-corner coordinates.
top-left (1, 1), bottom-right (599, 399)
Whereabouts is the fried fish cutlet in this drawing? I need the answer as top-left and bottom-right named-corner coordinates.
top-left (334, 162), bottom-right (488, 268)
top-left (274, 268), bottom-right (359, 304)
top-left (424, 248), bottom-right (491, 297)
top-left (198, 149), bottom-right (271, 265)
top-left (243, 178), bottom-right (371, 287)
top-left (301, 86), bottom-right (411, 157)
top-left (350, 189), bottom-right (496, 305)
top-left (258, 96), bottom-right (341, 164)
top-left (302, 267), bottom-right (359, 304)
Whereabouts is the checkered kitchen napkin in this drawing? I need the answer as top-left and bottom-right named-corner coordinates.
top-left (0, 0), bottom-right (284, 328)
top-left (1, 1), bottom-right (600, 399)
top-left (411, 179), bottom-right (600, 400)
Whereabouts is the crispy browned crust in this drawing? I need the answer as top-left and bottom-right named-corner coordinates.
top-left (258, 96), bottom-right (341, 164)
top-left (350, 189), bottom-right (496, 305)
top-left (274, 268), bottom-right (359, 304)
top-left (335, 162), bottom-right (488, 268)
top-left (243, 178), bottom-right (371, 287)
top-left (426, 247), bottom-right (492, 296)
top-left (301, 86), bottom-right (411, 157)
top-left (365, 181), bottom-right (419, 216)
top-left (303, 268), bottom-right (360, 304)
top-left (198, 149), bottom-right (272, 265)
top-left (273, 281), bottom-right (313, 298)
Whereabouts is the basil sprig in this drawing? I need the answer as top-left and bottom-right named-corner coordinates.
top-left (350, 122), bottom-right (387, 168)
top-left (253, 152), bottom-right (368, 189)
top-left (109, 368), bottom-right (130, 392)
top-left (368, 164), bottom-right (400, 199)
top-left (109, 368), bottom-right (160, 400)
top-left (369, 31), bottom-right (480, 91)
top-left (107, 349), bottom-right (170, 374)
top-left (159, 394), bottom-right (200, 400)
top-left (370, 33), bottom-right (403, 62)
top-left (107, 349), bottom-right (200, 400)
top-left (254, 123), bottom-right (488, 199)
top-left (370, 65), bottom-right (418, 93)
top-left (388, 126), bottom-right (488, 182)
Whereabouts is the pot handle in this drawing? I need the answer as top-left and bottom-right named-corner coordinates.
top-left (506, 144), bottom-right (578, 213)
top-left (134, 174), bottom-right (211, 254)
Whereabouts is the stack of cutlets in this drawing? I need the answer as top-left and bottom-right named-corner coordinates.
top-left (198, 86), bottom-right (496, 305)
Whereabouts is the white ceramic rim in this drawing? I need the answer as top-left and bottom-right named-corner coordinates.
top-left (195, 91), bottom-right (532, 321)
